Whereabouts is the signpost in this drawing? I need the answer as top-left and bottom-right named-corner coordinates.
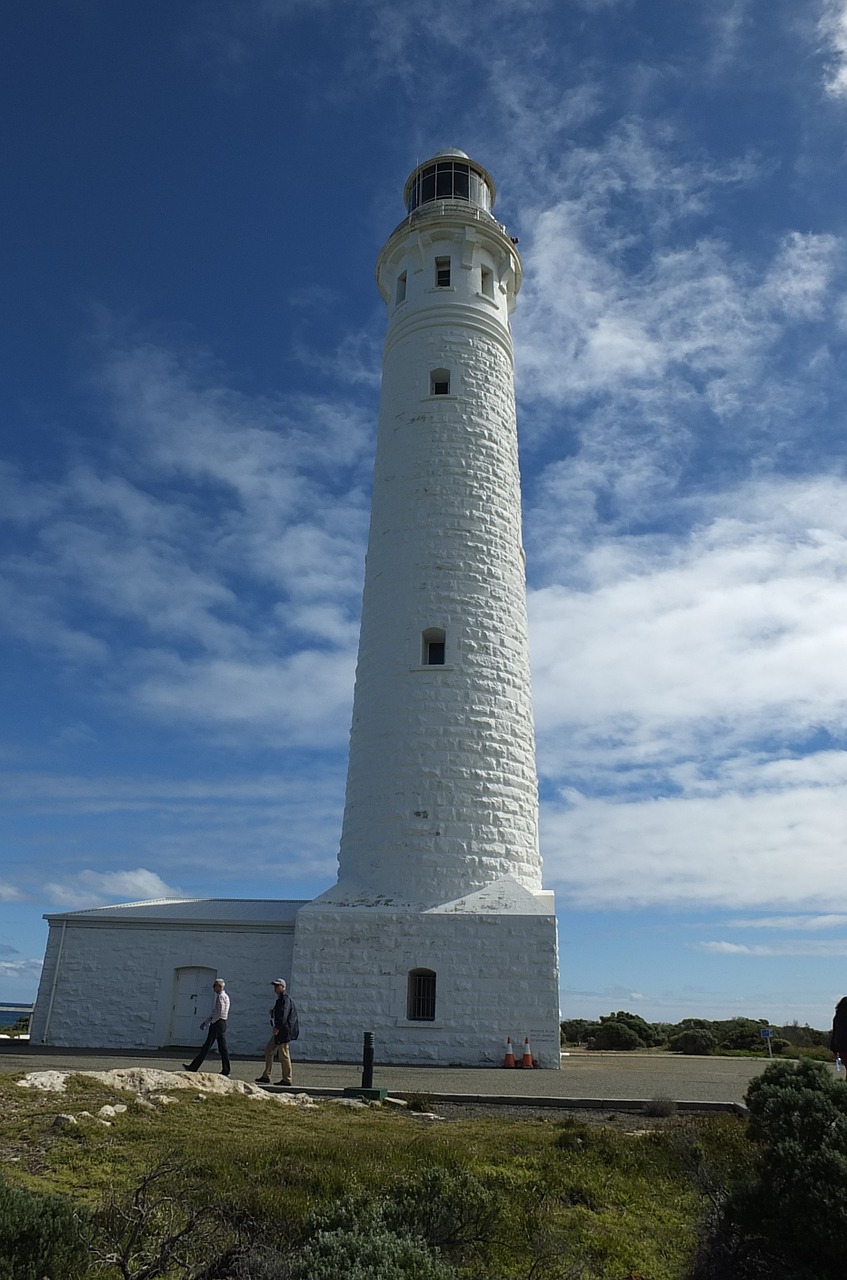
top-left (760, 1026), bottom-right (773, 1058)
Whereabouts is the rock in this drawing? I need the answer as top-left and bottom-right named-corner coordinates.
top-left (52, 1113), bottom-right (78, 1128)
top-left (18, 1071), bottom-right (70, 1093)
top-left (17, 1068), bottom-right (387, 1118)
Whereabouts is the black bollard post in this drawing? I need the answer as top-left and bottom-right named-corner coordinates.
top-left (361, 1030), bottom-right (375, 1089)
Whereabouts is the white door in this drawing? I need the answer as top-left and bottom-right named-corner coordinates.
top-left (168, 966), bottom-right (216, 1045)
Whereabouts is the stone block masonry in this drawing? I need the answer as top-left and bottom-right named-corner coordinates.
top-left (291, 895), bottom-right (561, 1068)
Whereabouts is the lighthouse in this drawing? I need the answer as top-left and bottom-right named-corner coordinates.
top-left (290, 150), bottom-right (561, 1067)
top-left (29, 152), bottom-right (560, 1064)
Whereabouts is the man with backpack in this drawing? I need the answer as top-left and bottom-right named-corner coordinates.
top-left (255, 978), bottom-right (299, 1086)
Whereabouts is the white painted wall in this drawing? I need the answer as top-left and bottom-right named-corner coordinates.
top-left (30, 919), bottom-right (296, 1054)
top-left (291, 890), bottom-right (561, 1067)
top-left (337, 196), bottom-right (542, 906)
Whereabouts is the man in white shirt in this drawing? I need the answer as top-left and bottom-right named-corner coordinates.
top-left (183, 978), bottom-right (231, 1075)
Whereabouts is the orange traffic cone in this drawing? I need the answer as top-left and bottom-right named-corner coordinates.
top-left (503, 1037), bottom-right (516, 1068)
top-left (520, 1036), bottom-right (533, 1068)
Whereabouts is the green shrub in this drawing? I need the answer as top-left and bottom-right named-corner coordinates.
top-left (717, 1019), bottom-right (770, 1053)
top-left (592, 1009), bottom-right (663, 1048)
top-left (291, 1227), bottom-right (455, 1279)
top-left (693, 1059), bottom-right (847, 1279)
top-left (559, 1018), bottom-right (597, 1045)
top-left (306, 1167), bottom-right (500, 1268)
top-left (589, 1020), bottom-right (642, 1050)
top-left (669, 1029), bottom-right (717, 1056)
top-left (776, 1043), bottom-right (834, 1062)
top-left (379, 1166), bottom-right (501, 1259)
top-left (773, 1021), bottom-right (831, 1050)
top-left (0, 1175), bottom-right (88, 1280)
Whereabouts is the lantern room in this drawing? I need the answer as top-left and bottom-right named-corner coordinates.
top-left (404, 149), bottom-right (495, 215)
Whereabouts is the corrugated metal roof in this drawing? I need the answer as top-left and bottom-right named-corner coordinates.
top-left (44, 898), bottom-right (308, 924)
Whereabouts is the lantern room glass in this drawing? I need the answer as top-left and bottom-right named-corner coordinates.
top-left (406, 161), bottom-right (491, 214)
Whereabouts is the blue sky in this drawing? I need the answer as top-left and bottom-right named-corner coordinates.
top-left (3, 0), bottom-right (847, 1030)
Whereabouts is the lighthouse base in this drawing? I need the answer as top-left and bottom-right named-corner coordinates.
top-left (289, 877), bottom-right (561, 1068)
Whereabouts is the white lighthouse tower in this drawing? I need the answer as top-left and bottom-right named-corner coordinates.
top-left (291, 150), bottom-right (561, 1067)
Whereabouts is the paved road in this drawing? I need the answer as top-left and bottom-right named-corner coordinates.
top-left (0, 1047), bottom-right (807, 1106)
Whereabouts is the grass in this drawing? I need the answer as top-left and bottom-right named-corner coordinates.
top-left (0, 1072), bottom-right (755, 1279)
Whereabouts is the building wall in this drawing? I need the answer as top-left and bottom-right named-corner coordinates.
top-left (30, 920), bottom-right (296, 1053)
top-left (291, 899), bottom-right (561, 1067)
top-left (338, 212), bottom-right (542, 906)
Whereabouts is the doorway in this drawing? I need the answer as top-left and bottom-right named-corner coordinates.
top-left (168, 966), bottom-right (216, 1046)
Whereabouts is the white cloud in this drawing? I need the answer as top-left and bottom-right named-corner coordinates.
top-left (703, 0), bottom-right (751, 76)
top-left (728, 915), bottom-right (847, 930)
top-left (0, 769), bottom-right (344, 891)
top-left (541, 778), bottom-right (847, 911)
top-left (517, 200), bottom-right (838, 423)
top-left (528, 473), bottom-right (847, 910)
top-left (762, 232), bottom-right (842, 319)
top-left (0, 331), bottom-right (370, 746)
top-left (132, 649), bottom-right (354, 746)
top-left (701, 939), bottom-right (847, 956)
top-left (530, 475), bottom-right (847, 770)
top-left (0, 958), bottom-right (43, 983)
top-left (0, 882), bottom-right (25, 903)
top-left (42, 868), bottom-right (182, 910)
top-left (819, 0), bottom-right (847, 97)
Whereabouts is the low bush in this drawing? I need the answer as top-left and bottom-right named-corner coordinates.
top-left (590, 1010), bottom-right (664, 1049)
top-left (643, 1096), bottom-right (677, 1118)
top-left (775, 1043), bottom-right (833, 1062)
top-left (669, 1029), bottom-right (716, 1056)
top-left (589, 1021), bottom-right (642, 1051)
top-left (290, 1227), bottom-right (455, 1280)
top-left (716, 1019), bottom-right (770, 1054)
top-left (560, 1018), bottom-right (598, 1045)
top-left (690, 1058), bottom-right (847, 1279)
top-left (0, 1175), bottom-right (89, 1280)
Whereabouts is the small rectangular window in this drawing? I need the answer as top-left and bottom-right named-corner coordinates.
top-left (435, 256), bottom-right (451, 288)
top-left (422, 627), bottom-right (446, 665)
top-left (481, 266), bottom-right (494, 298)
top-left (396, 272), bottom-right (407, 304)
top-left (407, 970), bottom-right (436, 1021)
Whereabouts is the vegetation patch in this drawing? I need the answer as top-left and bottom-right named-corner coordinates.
top-left (0, 1070), bottom-right (757, 1279)
top-left (12, 1060), bottom-right (847, 1277)
top-left (561, 1010), bottom-right (832, 1059)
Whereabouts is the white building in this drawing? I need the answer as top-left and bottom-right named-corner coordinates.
top-left (30, 151), bottom-right (561, 1067)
